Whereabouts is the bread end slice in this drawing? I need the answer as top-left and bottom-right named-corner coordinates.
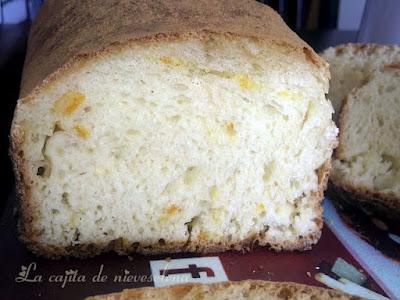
top-left (321, 43), bottom-right (400, 122)
top-left (331, 64), bottom-right (400, 216)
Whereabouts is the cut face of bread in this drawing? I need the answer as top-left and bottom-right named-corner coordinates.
top-left (85, 280), bottom-right (357, 300)
top-left (322, 44), bottom-right (400, 121)
top-left (332, 64), bottom-right (400, 211)
top-left (11, 34), bottom-right (337, 257)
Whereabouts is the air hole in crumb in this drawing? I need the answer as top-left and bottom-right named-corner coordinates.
top-left (176, 95), bottom-right (191, 105)
top-left (84, 106), bottom-right (91, 113)
top-left (73, 229), bottom-right (81, 242)
top-left (61, 193), bottom-right (70, 206)
top-left (263, 162), bottom-right (275, 183)
top-left (377, 115), bottom-right (384, 127)
top-left (173, 83), bottom-right (188, 91)
top-left (37, 166), bottom-right (45, 176)
top-left (252, 63), bottom-right (263, 72)
top-left (127, 129), bottom-right (140, 135)
top-left (54, 122), bottom-right (63, 132)
top-left (386, 85), bottom-right (396, 93)
top-left (30, 133), bottom-right (39, 143)
top-left (184, 166), bottom-right (198, 185)
top-left (168, 115), bottom-right (181, 123)
top-left (158, 238), bottom-right (166, 245)
top-left (382, 153), bottom-right (398, 172)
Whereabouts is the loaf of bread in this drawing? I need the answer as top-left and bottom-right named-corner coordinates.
top-left (331, 63), bottom-right (400, 216)
top-left (322, 44), bottom-right (400, 121)
top-left (10, 0), bottom-right (337, 258)
top-left (85, 280), bottom-right (357, 300)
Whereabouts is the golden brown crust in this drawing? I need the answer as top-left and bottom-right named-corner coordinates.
top-left (85, 280), bottom-right (358, 300)
top-left (9, 119), bottom-right (36, 249)
top-left (332, 43), bottom-right (400, 57)
top-left (384, 62), bottom-right (400, 69)
top-left (20, 0), bottom-right (327, 98)
top-left (18, 220), bottom-right (322, 259)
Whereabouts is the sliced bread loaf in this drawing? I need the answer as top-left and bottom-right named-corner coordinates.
top-left (10, 0), bottom-right (337, 258)
top-left (85, 280), bottom-right (358, 300)
top-left (322, 44), bottom-right (400, 121)
top-left (331, 63), bottom-right (400, 215)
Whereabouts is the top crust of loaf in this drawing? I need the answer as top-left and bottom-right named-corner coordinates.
top-left (85, 280), bottom-right (358, 300)
top-left (325, 43), bottom-right (400, 57)
top-left (21, 0), bottom-right (328, 98)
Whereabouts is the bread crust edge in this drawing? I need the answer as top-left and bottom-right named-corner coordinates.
top-left (85, 279), bottom-right (358, 300)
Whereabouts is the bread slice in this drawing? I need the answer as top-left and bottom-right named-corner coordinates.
top-left (85, 280), bottom-right (358, 300)
top-left (321, 44), bottom-right (400, 121)
top-left (10, 0), bottom-right (337, 258)
top-left (331, 63), bottom-right (400, 216)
